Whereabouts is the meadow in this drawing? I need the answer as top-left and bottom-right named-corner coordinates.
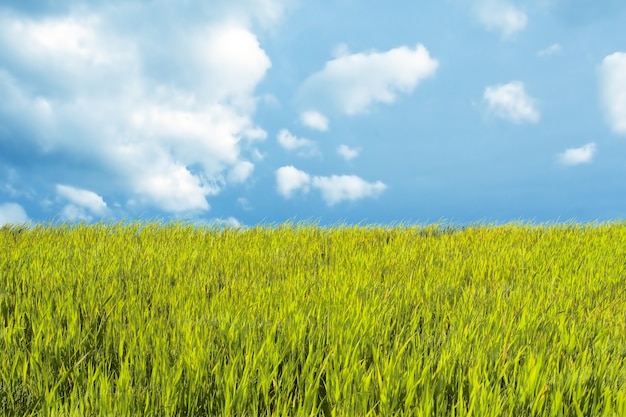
top-left (1, 220), bottom-right (625, 416)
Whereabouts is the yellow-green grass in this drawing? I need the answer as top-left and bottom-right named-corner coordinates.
top-left (1, 220), bottom-right (625, 416)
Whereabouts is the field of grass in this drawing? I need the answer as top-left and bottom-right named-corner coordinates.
top-left (1, 220), bottom-right (625, 416)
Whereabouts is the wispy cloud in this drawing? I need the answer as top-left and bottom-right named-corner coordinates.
top-left (474, 0), bottom-right (527, 39)
top-left (277, 129), bottom-right (319, 157)
top-left (483, 81), bottom-right (540, 123)
top-left (537, 43), bottom-right (562, 57)
top-left (298, 44), bottom-right (438, 115)
top-left (337, 144), bottom-right (361, 161)
top-left (558, 142), bottom-right (597, 166)
top-left (275, 166), bottom-right (386, 206)
top-left (236, 197), bottom-right (252, 210)
top-left (0, 202), bottom-right (29, 226)
top-left (599, 52), bottom-right (626, 135)
top-left (300, 110), bottom-right (329, 131)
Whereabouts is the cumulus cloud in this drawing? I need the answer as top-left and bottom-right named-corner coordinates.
top-left (599, 52), bottom-right (626, 134)
top-left (275, 166), bottom-right (386, 205)
top-left (0, 6), bottom-right (273, 215)
top-left (298, 44), bottom-right (438, 115)
top-left (130, 162), bottom-right (217, 213)
top-left (228, 160), bottom-right (255, 183)
top-left (557, 142), bottom-right (597, 166)
top-left (312, 175), bottom-right (387, 206)
top-left (474, 0), bottom-right (527, 38)
top-left (277, 129), bottom-right (319, 157)
top-left (483, 81), bottom-right (540, 123)
top-left (0, 202), bottom-right (29, 226)
top-left (300, 110), bottom-right (329, 131)
top-left (275, 165), bottom-right (311, 198)
top-left (337, 144), bottom-right (361, 161)
top-left (537, 43), bottom-right (562, 57)
top-left (192, 23), bottom-right (271, 106)
top-left (56, 184), bottom-right (108, 217)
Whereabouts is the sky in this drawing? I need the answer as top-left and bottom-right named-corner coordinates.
top-left (1, 0), bottom-right (625, 228)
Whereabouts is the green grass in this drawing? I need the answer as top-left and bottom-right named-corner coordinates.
top-left (1, 220), bottom-right (625, 416)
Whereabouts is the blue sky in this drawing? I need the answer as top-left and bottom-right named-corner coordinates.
top-left (1, 0), bottom-right (625, 228)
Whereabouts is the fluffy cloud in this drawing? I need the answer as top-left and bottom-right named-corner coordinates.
top-left (483, 81), bottom-right (540, 123)
top-left (298, 44), bottom-right (438, 115)
top-left (337, 145), bottom-right (361, 161)
top-left (474, 0), bottom-right (527, 38)
top-left (275, 165), bottom-right (311, 197)
top-left (312, 175), bottom-right (386, 206)
top-left (557, 142), bottom-right (597, 166)
top-left (56, 184), bottom-right (108, 221)
top-left (599, 52), bottom-right (626, 134)
top-left (300, 110), bottom-right (329, 131)
top-left (192, 23), bottom-right (271, 106)
top-left (0, 202), bottom-right (29, 226)
top-left (0, 6), bottom-right (272, 215)
top-left (277, 129), bottom-right (319, 157)
top-left (275, 166), bottom-right (386, 205)
top-left (228, 161), bottom-right (255, 183)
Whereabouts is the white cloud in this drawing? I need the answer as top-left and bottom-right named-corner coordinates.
top-left (0, 9), bottom-right (273, 215)
top-left (599, 52), bottom-right (626, 134)
top-left (332, 43), bottom-right (351, 58)
top-left (474, 0), bottom-right (527, 38)
top-left (227, 0), bottom-right (296, 29)
top-left (275, 165), bottom-right (311, 197)
top-left (337, 144), bottom-right (361, 161)
top-left (483, 81), bottom-right (540, 123)
top-left (59, 204), bottom-right (93, 222)
top-left (56, 184), bottom-right (108, 216)
top-left (298, 44), bottom-right (438, 115)
top-left (0, 13), bottom-right (140, 103)
top-left (275, 166), bottom-right (386, 205)
top-left (228, 160), bottom-right (254, 183)
top-left (558, 142), bottom-right (597, 166)
top-left (237, 197), bottom-right (252, 210)
top-left (312, 175), bottom-right (387, 206)
top-left (206, 216), bottom-right (245, 228)
top-left (300, 110), bottom-right (329, 131)
top-left (0, 203), bottom-right (29, 226)
top-left (193, 23), bottom-right (271, 107)
top-left (537, 43), bottom-right (562, 57)
top-left (277, 129), bottom-right (319, 157)
top-left (131, 162), bottom-right (217, 213)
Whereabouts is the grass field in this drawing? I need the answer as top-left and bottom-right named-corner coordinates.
top-left (1, 220), bottom-right (625, 416)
